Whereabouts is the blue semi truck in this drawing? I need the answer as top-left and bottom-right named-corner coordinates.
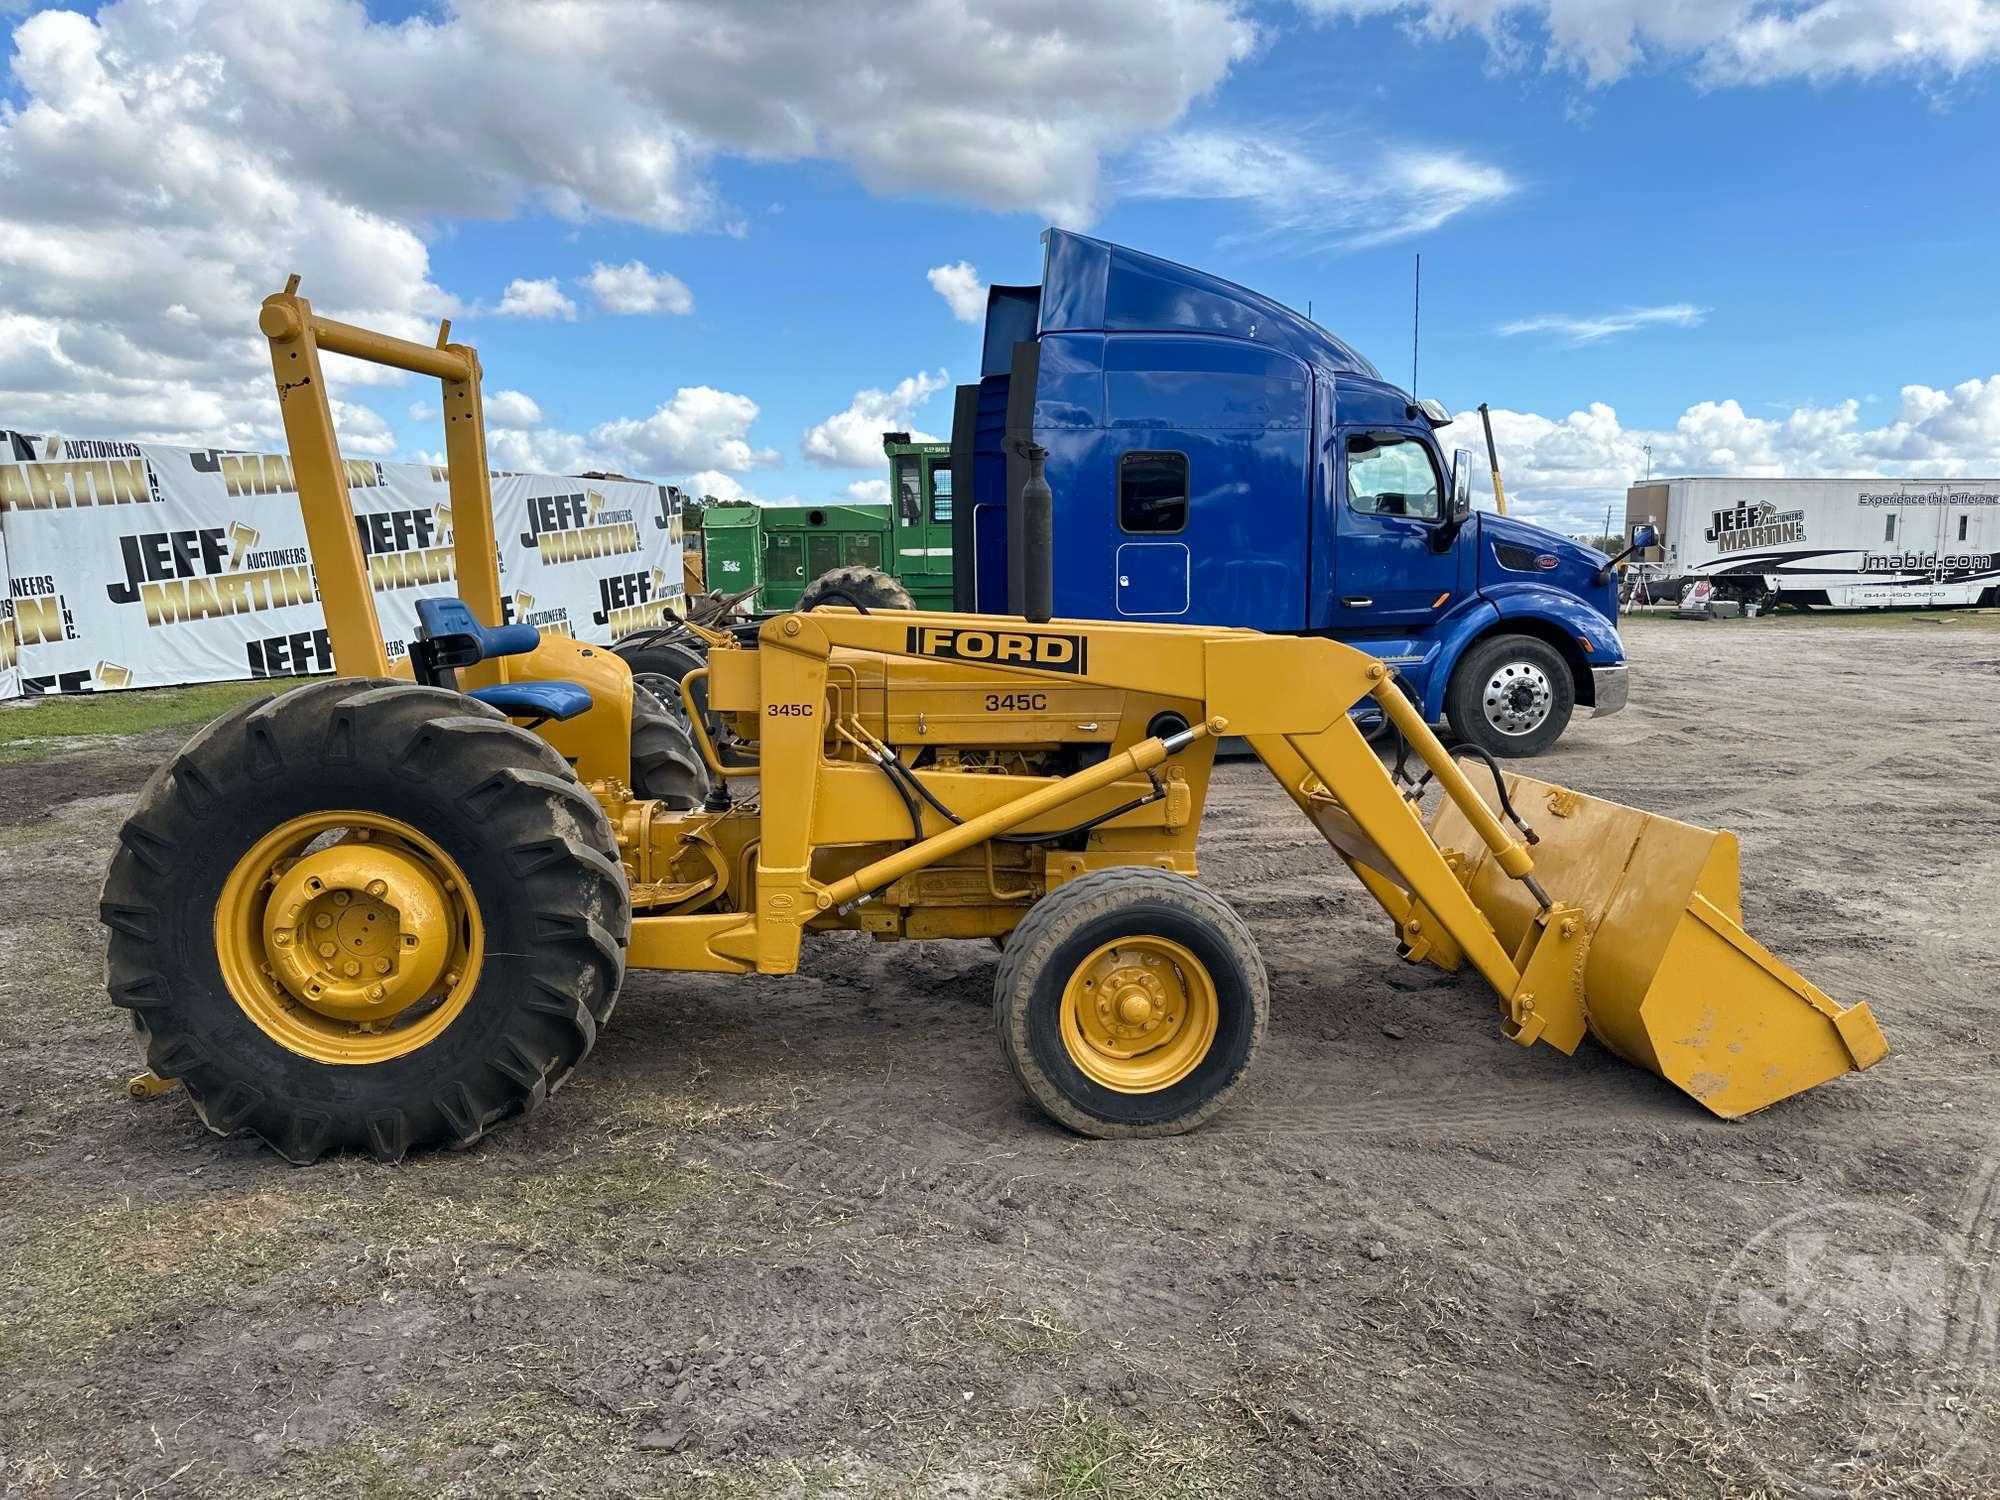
top-left (938, 230), bottom-right (1639, 757)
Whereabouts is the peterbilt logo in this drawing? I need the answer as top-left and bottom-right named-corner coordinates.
top-left (906, 625), bottom-right (1088, 674)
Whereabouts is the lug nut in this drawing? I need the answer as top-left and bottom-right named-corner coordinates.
top-left (319, 942), bottom-right (337, 958)
top-left (365, 879), bottom-right (386, 898)
top-left (343, 960), bottom-right (360, 977)
top-left (367, 983), bottom-right (386, 1001)
top-left (332, 890), bottom-right (351, 907)
top-left (374, 957), bottom-right (392, 975)
top-left (314, 913), bottom-right (332, 930)
top-left (273, 931), bottom-right (293, 947)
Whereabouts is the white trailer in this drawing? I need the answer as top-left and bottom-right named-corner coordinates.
top-left (1626, 476), bottom-right (2000, 609)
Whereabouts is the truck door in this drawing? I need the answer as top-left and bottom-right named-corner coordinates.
top-left (1334, 428), bottom-right (1461, 632)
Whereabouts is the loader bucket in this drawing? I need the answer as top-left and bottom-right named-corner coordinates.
top-left (1428, 772), bottom-right (1887, 1117)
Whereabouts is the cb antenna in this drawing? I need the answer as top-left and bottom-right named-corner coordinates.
top-left (1411, 253), bottom-right (1421, 396)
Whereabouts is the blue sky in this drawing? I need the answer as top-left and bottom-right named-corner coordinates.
top-left (5, 0), bottom-right (1999, 531)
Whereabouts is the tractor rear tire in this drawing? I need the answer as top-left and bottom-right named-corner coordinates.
top-left (99, 679), bottom-right (631, 1164)
top-left (798, 565), bottom-right (914, 613)
top-left (995, 869), bottom-right (1267, 1138)
top-left (630, 681), bottom-right (711, 809)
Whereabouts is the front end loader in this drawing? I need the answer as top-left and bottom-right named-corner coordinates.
top-left (99, 287), bottom-right (1887, 1161)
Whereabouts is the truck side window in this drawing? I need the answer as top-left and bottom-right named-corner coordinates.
top-left (895, 456), bottom-right (922, 525)
top-left (929, 461), bottom-right (953, 524)
top-left (1120, 451), bottom-right (1188, 533)
top-left (1346, 433), bottom-right (1441, 521)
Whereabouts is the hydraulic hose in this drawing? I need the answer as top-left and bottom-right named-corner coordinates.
top-left (879, 747), bottom-right (1165, 846)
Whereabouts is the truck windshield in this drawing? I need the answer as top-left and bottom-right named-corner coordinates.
top-left (1347, 434), bottom-right (1441, 521)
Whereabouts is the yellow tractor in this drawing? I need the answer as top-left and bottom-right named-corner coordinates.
top-left (100, 284), bottom-right (1889, 1162)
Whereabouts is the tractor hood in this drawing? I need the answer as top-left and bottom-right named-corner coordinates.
top-left (1474, 512), bottom-right (1620, 621)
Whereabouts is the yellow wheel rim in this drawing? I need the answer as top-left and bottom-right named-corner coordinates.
top-left (1059, 935), bottom-right (1219, 1094)
top-left (215, 811), bottom-right (484, 1065)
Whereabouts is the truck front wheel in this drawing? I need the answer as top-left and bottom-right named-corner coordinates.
top-left (1445, 635), bottom-right (1575, 758)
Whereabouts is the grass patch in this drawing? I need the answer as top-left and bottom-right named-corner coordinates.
top-left (0, 677), bottom-right (312, 763)
top-left (1035, 1401), bottom-right (1222, 1500)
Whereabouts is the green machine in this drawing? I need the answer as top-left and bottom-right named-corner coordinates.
top-left (756, 502), bottom-right (893, 610)
top-left (881, 432), bottom-right (954, 611)
top-left (697, 503), bottom-right (763, 596)
top-left (685, 435), bottom-right (955, 612)
top-left (692, 501), bottom-right (894, 611)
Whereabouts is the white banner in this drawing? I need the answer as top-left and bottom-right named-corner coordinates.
top-left (0, 517), bottom-right (18, 701)
top-left (0, 440), bottom-right (685, 697)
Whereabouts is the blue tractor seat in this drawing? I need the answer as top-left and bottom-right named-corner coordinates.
top-left (465, 681), bottom-right (593, 722)
top-left (414, 596), bottom-right (540, 661)
top-left (409, 596), bottom-right (593, 723)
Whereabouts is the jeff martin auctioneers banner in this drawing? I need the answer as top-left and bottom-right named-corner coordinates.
top-left (0, 440), bottom-right (686, 698)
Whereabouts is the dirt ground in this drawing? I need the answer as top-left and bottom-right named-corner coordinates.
top-left (3, 613), bottom-right (1997, 1499)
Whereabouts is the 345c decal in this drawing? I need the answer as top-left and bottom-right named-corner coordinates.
top-left (985, 692), bottom-right (1048, 712)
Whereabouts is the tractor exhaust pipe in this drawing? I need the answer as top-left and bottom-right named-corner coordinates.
top-left (1014, 439), bottom-right (1053, 624)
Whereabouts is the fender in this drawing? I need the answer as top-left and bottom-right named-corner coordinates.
top-left (1421, 583), bottom-right (1626, 719)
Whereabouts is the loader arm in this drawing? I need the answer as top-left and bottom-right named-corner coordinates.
top-left (688, 607), bottom-right (1885, 1118)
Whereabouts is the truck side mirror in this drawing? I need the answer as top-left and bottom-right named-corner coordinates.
top-left (1430, 449), bottom-right (1477, 553)
top-left (1596, 520), bottom-right (1661, 584)
top-left (1448, 448), bottom-right (1475, 524)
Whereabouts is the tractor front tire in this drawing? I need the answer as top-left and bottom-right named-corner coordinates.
top-left (798, 565), bottom-right (914, 613)
top-left (100, 680), bottom-right (631, 1164)
top-left (995, 869), bottom-right (1267, 1138)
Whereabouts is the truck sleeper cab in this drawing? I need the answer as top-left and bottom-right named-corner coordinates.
top-left (947, 229), bottom-right (1630, 756)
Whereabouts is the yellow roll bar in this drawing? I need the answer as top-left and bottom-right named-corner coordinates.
top-left (257, 275), bottom-right (503, 677)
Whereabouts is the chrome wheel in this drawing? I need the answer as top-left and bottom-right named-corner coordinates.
top-left (1481, 660), bottom-right (1554, 737)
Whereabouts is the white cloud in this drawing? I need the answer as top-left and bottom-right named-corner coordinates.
top-left (0, 0), bottom-right (1254, 450)
top-left (844, 478), bottom-right (892, 503)
top-left (927, 262), bottom-right (989, 322)
top-left (1295, 1), bottom-right (2000, 88)
top-left (585, 260), bottom-right (694, 316)
top-left (495, 278), bottom-right (577, 320)
top-left (407, 399), bottom-right (437, 420)
top-left (802, 371), bottom-right (949, 468)
top-left (0, 7), bottom-right (445, 449)
top-left (591, 386), bottom-right (778, 472)
top-left (484, 425), bottom-right (607, 475)
top-left (1120, 130), bottom-right (1515, 248)
top-left (1478, 375), bottom-right (2000, 533)
top-left (1499, 303), bottom-right (1708, 344)
top-left (485, 389), bottom-right (544, 426)
top-left (683, 471), bottom-right (758, 504)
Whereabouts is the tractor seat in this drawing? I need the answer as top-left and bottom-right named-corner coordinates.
top-left (465, 681), bottom-right (593, 722)
top-left (410, 596), bottom-right (592, 723)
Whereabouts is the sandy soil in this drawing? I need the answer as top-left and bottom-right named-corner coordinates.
top-left (2, 613), bottom-right (1997, 1498)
